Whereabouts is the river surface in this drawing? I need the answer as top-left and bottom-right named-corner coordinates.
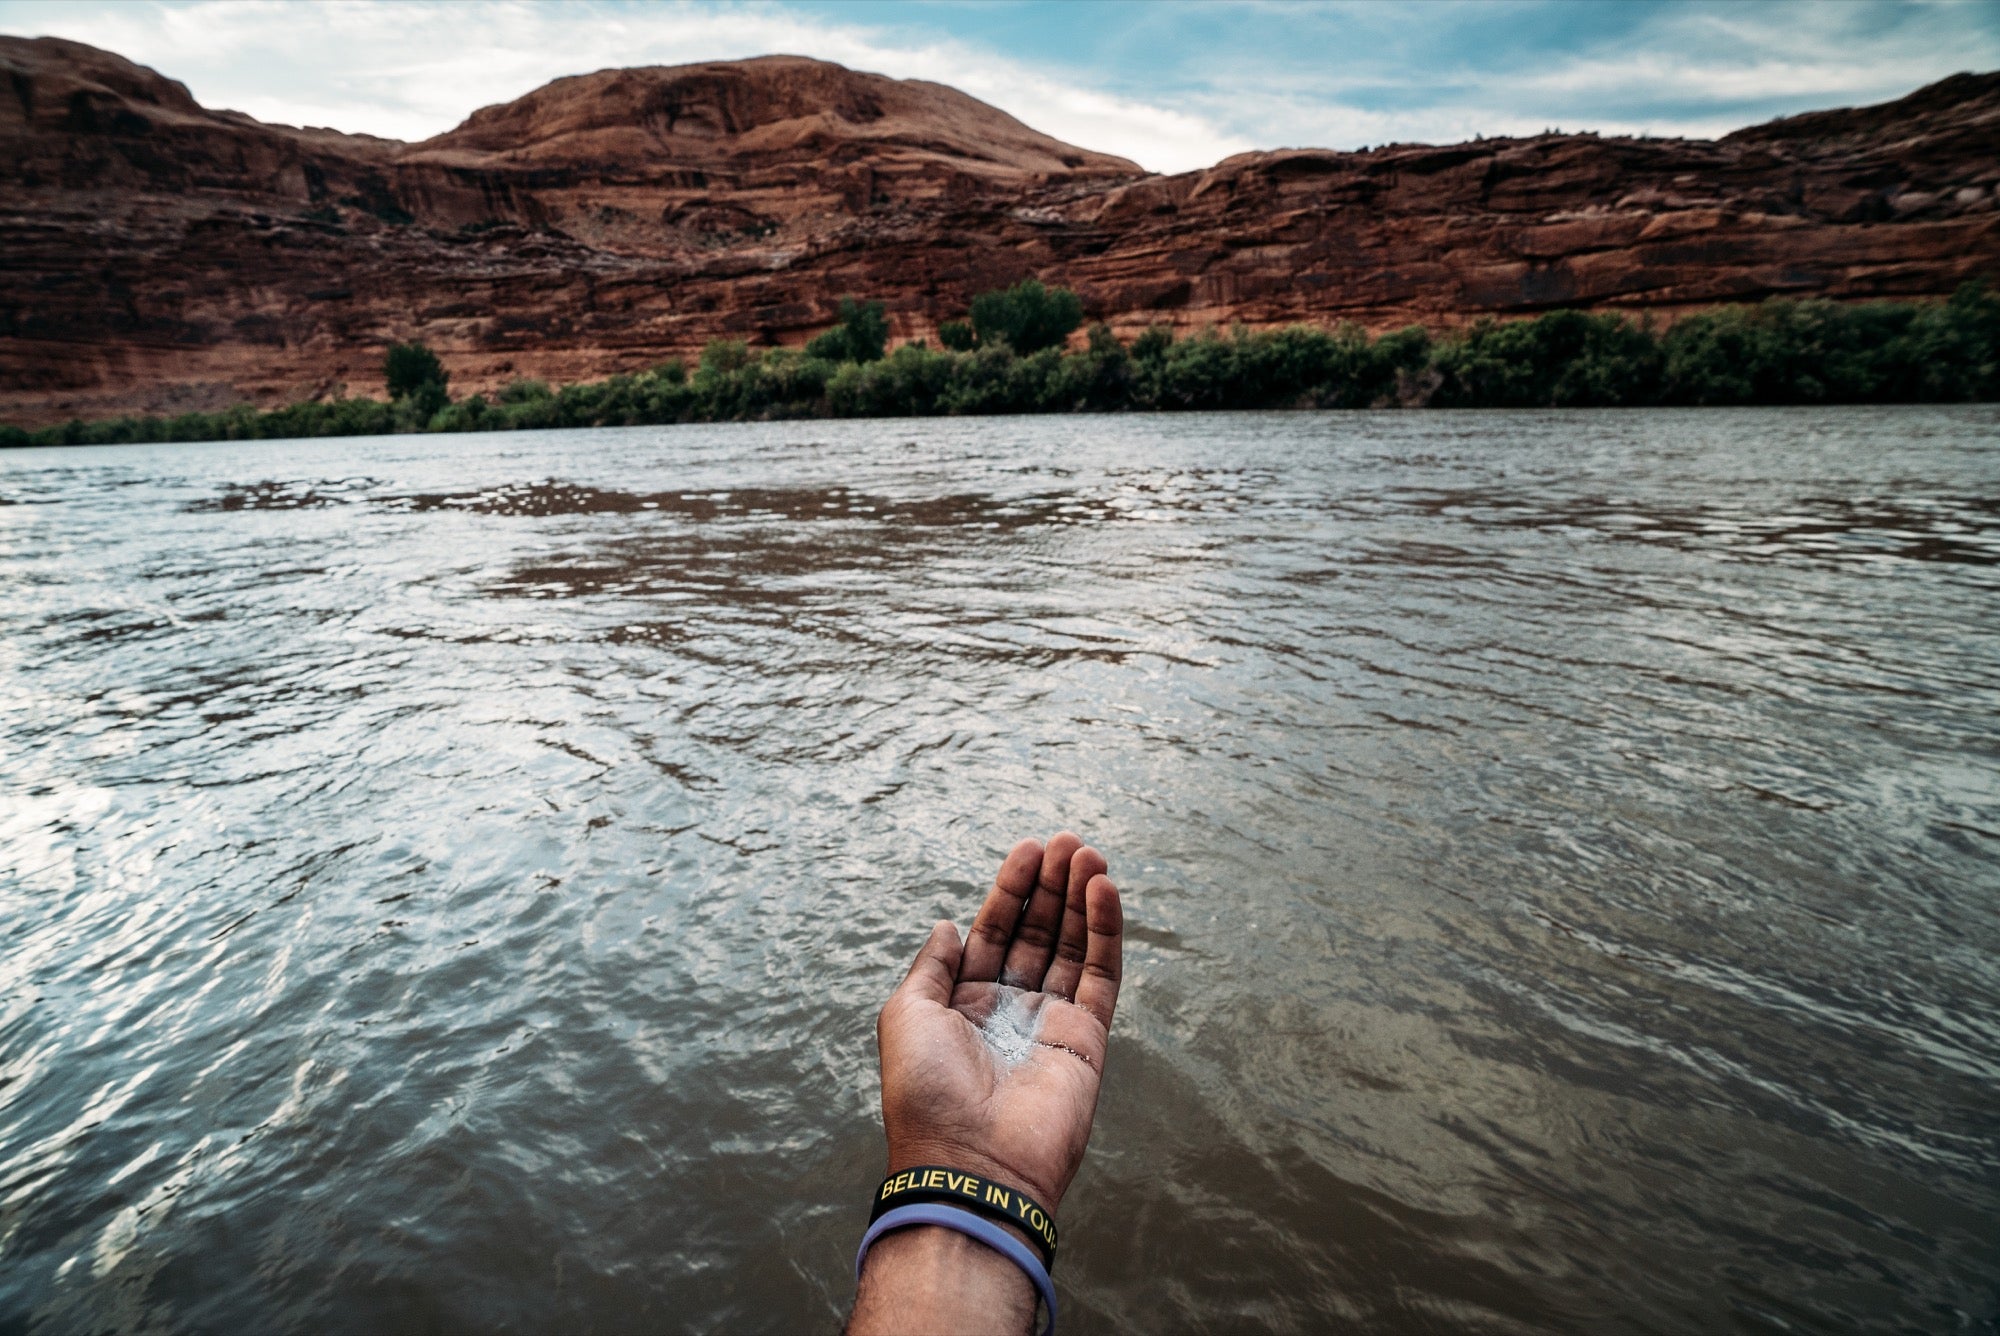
top-left (2, 408), bottom-right (1997, 1334)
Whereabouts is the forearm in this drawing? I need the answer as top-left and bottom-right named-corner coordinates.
top-left (850, 836), bottom-right (1123, 1335)
top-left (846, 1223), bottom-right (1037, 1336)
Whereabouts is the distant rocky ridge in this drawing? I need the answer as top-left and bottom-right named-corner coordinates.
top-left (2, 35), bottom-right (1996, 425)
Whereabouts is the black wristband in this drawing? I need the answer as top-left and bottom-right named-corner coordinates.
top-left (870, 1166), bottom-right (1058, 1268)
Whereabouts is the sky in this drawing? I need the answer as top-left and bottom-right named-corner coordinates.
top-left (3, 0), bottom-right (1996, 173)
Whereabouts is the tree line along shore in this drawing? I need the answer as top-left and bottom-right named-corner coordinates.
top-left (5, 279), bottom-right (1997, 448)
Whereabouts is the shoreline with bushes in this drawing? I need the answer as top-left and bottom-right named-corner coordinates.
top-left (4, 281), bottom-right (1996, 449)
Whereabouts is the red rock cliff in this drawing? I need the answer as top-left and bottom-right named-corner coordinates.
top-left (2, 36), bottom-right (1996, 424)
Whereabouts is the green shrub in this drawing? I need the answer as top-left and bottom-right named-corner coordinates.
top-left (1150, 330), bottom-right (1237, 409)
top-left (825, 342), bottom-right (957, 417)
top-left (1365, 326), bottom-right (1434, 407)
top-left (1902, 281), bottom-right (2000, 400)
top-left (1129, 326), bottom-right (1174, 363)
top-left (929, 345), bottom-right (1012, 414)
top-left (8, 282), bottom-right (1995, 444)
top-left (498, 378), bottom-right (552, 403)
top-left (1433, 309), bottom-right (1661, 408)
top-left (968, 279), bottom-right (1084, 355)
top-left (1053, 325), bottom-right (1134, 411)
top-left (427, 393), bottom-right (493, 433)
top-left (384, 341), bottom-right (448, 400)
top-left (804, 298), bottom-right (889, 363)
top-left (698, 339), bottom-right (752, 376)
top-left (1658, 286), bottom-right (1999, 405)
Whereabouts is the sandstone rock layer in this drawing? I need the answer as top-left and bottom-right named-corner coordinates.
top-left (2, 36), bottom-right (1996, 424)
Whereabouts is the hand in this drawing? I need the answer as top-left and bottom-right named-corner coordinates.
top-left (876, 833), bottom-right (1124, 1214)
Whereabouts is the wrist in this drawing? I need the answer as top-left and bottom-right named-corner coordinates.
top-left (875, 1159), bottom-right (1061, 1266)
top-left (850, 1223), bottom-right (1036, 1336)
top-left (885, 1144), bottom-right (1064, 1218)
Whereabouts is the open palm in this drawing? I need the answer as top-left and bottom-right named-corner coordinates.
top-left (877, 834), bottom-right (1124, 1213)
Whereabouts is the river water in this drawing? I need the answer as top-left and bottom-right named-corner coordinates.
top-left (1, 408), bottom-right (1996, 1333)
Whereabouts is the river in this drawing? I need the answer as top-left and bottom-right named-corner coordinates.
top-left (2, 407), bottom-right (1996, 1333)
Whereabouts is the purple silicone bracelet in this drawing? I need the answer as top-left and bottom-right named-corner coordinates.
top-left (856, 1201), bottom-right (1058, 1336)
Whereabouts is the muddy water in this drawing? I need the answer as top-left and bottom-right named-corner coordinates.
top-left (2, 407), bottom-right (1996, 1333)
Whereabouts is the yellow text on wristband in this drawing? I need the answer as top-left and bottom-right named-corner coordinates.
top-left (870, 1166), bottom-right (1058, 1266)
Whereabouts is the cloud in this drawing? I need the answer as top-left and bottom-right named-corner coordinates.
top-left (0, 0), bottom-right (1990, 171)
top-left (0, 0), bottom-right (1248, 171)
top-left (1172, 0), bottom-right (2000, 148)
top-left (1504, 4), bottom-right (2000, 109)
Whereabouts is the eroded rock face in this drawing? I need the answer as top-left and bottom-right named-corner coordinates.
top-left (2, 36), bottom-right (1995, 424)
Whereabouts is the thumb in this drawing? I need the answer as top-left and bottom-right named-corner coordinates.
top-left (895, 919), bottom-right (962, 1007)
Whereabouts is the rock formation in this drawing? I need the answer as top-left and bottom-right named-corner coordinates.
top-left (2, 35), bottom-right (1996, 424)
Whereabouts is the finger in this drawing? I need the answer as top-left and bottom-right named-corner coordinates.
top-left (894, 920), bottom-right (962, 1008)
top-left (1073, 873), bottom-right (1123, 1030)
top-left (999, 831), bottom-right (1083, 989)
top-left (955, 838), bottom-right (1044, 984)
top-left (1039, 843), bottom-right (1108, 1001)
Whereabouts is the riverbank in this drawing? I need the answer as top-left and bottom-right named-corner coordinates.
top-left (5, 285), bottom-right (1994, 448)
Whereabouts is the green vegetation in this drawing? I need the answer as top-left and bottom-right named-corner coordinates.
top-left (383, 341), bottom-right (450, 419)
top-left (967, 278), bottom-right (1085, 354)
top-left (3, 282), bottom-right (1994, 448)
top-left (803, 298), bottom-right (889, 364)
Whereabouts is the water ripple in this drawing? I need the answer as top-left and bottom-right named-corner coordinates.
top-left (1, 406), bottom-right (1997, 1333)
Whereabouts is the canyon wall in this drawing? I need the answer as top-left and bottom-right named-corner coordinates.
top-left (2, 36), bottom-right (1996, 424)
